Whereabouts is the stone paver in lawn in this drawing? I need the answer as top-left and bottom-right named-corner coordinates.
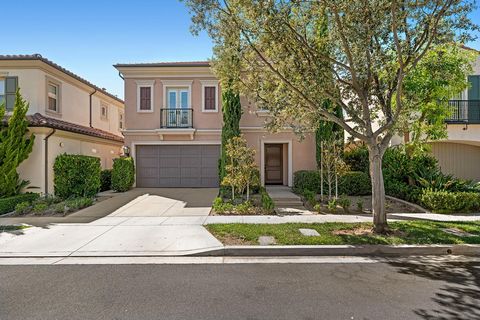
top-left (258, 236), bottom-right (276, 245)
top-left (299, 228), bottom-right (320, 236)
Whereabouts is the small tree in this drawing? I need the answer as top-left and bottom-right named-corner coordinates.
top-left (0, 90), bottom-right (35, 197)
top-left (222, 135), bottom-right (259, 201)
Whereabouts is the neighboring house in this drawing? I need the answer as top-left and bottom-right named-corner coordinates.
top-left (0, 54), bottom-right (125, 194)
top-left (114, 61), bottom-right (316, 188)
top-left (430, 49), bottom-right (480, 181)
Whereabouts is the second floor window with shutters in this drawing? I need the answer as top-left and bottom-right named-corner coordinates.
top-left (48, 83), bottom-right (59, 112)
top-left (119, 113), bottom-right (124, 129)
top-left (139, 86), bottom-right (152, 111)
top-left (203, 86), bottom-right (217, 112)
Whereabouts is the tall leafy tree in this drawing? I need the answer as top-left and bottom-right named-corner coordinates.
top-left (184, 0), bottom-right (476, 233)
top-left (401, 44), bottom-right (475, 153)
top-left (0, 90), bottom-right (35, 197)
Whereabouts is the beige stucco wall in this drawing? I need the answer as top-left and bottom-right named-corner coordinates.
top-left (17, 128), bottom-right (123, 194)
top-left (124, 77), bottom-right (222, 130)
top-left (431, 141), bottom-right (480, 181)
top-left (0, 62), bottom-right (124, 137)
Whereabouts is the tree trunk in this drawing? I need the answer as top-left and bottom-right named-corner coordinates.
top-left (368, 145), bottom-right (388, 233)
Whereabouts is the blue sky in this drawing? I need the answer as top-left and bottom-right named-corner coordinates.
top-left (3, 0), bottom-right (480, 99)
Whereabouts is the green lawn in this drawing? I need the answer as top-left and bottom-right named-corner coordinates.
top-left (206, 221), bottom-right (480, 245)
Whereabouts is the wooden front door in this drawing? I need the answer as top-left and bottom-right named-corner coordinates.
top-left (265, 144), bottom-right (283, 185)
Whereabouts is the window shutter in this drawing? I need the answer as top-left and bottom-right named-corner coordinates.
top-left (468, 75), bottom-right (480, 100)
top-left (204, 86), bottom-right (216, 110)
top-left (5, 77), bottom-right (18, 111)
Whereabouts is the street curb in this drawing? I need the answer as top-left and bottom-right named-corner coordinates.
top-left (193, 244), bottom-right (480, 257)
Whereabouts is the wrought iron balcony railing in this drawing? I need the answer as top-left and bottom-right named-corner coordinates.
top-left (160, 108), bottom-right (193, 128)
top-left (446, 100), bottom-right (480, 124)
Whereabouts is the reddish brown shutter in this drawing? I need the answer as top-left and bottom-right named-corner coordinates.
top-left (204, 86), bottom-right (216, 110)
top-left (140, 87), bottom-right (151, 110)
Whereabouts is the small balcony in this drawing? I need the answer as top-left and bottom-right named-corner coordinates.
top-left (160, 108), bottom-right (193, 128)
top-left (446, 100), bottom-right (480, 124)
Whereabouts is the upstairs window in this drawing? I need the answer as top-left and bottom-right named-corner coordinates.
top-left (1, 77), bottom-right (18, 111)
top-left (136, 80), bottom-right (155, 112)
top-left (167, 88), bottom-right (189, 109)
top-left (101, 103), bottom-right (109, 120)
top-left (48, 83), bottom-right (59, 112)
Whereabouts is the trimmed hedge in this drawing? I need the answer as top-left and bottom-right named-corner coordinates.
top-left (54, 154), bottom-right (101, 199)
top-left (0, 193), bottom-right (39, 215)
top-left (339, 171), bottom-right (371, 196)
top-left (111, 157), bottom-right (135, 192)
top-left (100, 169), bottom-right (112, 192)
top-left (293, 170), bottom-right (371, 196)
top-left (420, 189), bottom-right (480, 213)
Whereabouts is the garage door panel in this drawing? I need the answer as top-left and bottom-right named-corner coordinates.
top-left (136, 145), bottom-right (220, 187)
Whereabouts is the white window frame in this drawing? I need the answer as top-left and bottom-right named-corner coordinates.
top-left (136, 80), bottom-right (155, 113)
top-left (200, 80), bottom-right (219, 113)
top-left (166, 88), bottom-right (190, 109)
top-left (161, 80), bottom-right (192, 109)
top-left (100, 102), bottom-right (109, 120)
top-left (47, 82), bottom-right (60, 113)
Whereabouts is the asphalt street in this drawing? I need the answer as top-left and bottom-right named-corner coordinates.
top-left (1, 257), bottom-right (479, 320)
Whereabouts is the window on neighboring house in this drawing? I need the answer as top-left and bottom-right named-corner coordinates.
top-left (48, 83), bottom-right (59, 112)
top-left (1, 77), bottom-right (18, 111)
top-left (119, 113), bottom-right (124, 129)
top-left (101, 103), bottom-right (108, 120)
top-left (203, 86), bottom-right (217, 111)
top-left (139, 86), bottom-right (152, 111)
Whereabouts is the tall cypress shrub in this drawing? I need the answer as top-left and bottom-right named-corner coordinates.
top-left (0, 90), bottom-right (35, 197)
top-left (219, 86), bottom-right (242, 181)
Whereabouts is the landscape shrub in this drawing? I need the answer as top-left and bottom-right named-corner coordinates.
top-left (111, 157), bottom-right (135, 192)
top-left (33, 203), bottom-right (48, 214)
top-left (420, 189), bottom-right (480, 213)
top-left (54, 154), bottom-right (101, 199)
top-left (15, 201), bottom-right (31, 214)
top-left (338, 171), bottom-right (371, 196)
top-left (344, 146), bottom-right (369, 172)
top-left (65, 197), bottom-right (94, 211)
top-left (100, 169), bottom-right (112, 192)
top-left (294, 170), bottom-right (371, 196)
top-left (54, 203), bottom-right (67, 214)
top-left (212, 197), bottom-right (235, 214)
top-left (260, 188), bottom-right (275, 213)
top-left (302, 189), bottom-right (316, 206)
top-left (293, 170), bottom-right (321, 194)
top-left (337, 196), bottom-right (351, 213)
top-left (0, 193), bottom-right (39, 215)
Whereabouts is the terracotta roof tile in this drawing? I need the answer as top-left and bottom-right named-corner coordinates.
top-left (0, 54), bottom-right (124, 104)
top-left (25, 113), bottom-right (124, 143)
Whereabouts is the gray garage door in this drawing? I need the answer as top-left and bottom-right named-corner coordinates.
top-left (136, 145), bottom-right (220, 187)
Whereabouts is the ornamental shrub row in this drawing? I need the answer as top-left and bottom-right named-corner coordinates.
top-left (293, 170), bottom-right (371, 196)
top-left (0, 193), bottom-right (39, 215)
top-left (420, 189), bottom-right (480, 213)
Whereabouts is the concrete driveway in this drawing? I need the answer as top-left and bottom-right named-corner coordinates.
top-left (0, 188), bottom-right (223, 257)
top-left (108, 188), bottom-right (217, 217)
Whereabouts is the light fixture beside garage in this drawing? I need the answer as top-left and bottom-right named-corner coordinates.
top-left (59, 142), bottom-right (64, 148)
top-left (91, 148), bottom-right (97, 154)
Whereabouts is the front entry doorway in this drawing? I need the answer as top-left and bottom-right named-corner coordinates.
top-left (264, 144), bottom-right (284, 185)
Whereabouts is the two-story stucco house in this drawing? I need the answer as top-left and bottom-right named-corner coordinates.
top-left (430, 49), bottom-right (480, 181)
top-left (114, 61), bottom-right (317, 188)
top-left (0, 54), bottom-right (125, 194)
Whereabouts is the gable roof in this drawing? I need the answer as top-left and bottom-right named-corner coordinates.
top-left (0, 54), bottom-right (124, 104)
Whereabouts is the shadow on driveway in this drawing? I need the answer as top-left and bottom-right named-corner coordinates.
top-left (386, 257), bottom-right (480, 319)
